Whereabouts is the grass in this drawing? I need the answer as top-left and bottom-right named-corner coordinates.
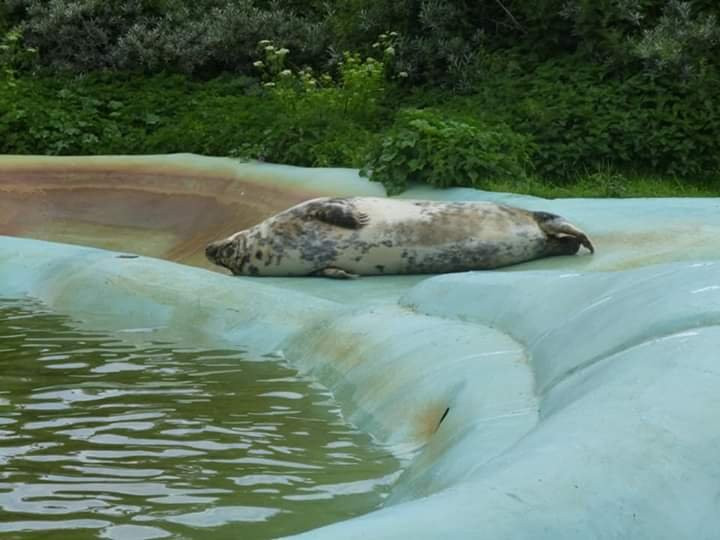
top-left (480, 171), bottom-right (719, 199)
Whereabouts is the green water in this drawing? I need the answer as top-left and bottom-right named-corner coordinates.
top-left (0, 298), bottom-right (401, 539)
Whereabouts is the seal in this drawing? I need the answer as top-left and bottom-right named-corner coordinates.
top-left (205, 197), bottom-right (594, 278)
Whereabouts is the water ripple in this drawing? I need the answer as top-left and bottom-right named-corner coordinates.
top-left (0, 298), bottom-right (401, 538)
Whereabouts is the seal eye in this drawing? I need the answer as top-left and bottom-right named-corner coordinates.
top-left (222, 245), bottom-right (236, 259)
top-left (255, 250), bottom-right (263, 260)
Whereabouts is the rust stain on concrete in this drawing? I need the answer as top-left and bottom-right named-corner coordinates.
top-left (412, 400), bottom-right (452, 443)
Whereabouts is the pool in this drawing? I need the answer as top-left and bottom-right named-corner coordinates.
top-left (0, 298), bottom-right (401, 539)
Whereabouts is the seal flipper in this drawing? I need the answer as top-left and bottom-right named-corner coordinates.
top-left (307, 198), bottom-right (369, 229)
top-left (312, 267), bottom-right (359, 279)
top-left (533, 211), bottom-right (595, 253)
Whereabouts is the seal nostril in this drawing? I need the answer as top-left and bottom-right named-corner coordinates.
top-left (205, 244), bottom-right (217, 258)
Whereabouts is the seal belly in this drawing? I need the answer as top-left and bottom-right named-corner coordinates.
top-left (333, 236), bottom-right (546, 275)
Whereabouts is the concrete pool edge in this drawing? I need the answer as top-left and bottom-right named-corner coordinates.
top-left (296, 262), bottom-right (720, 539)
top-left (0, 236), bottom-right (539, 534)
top-left (4, 238), bottom-right (720, 538)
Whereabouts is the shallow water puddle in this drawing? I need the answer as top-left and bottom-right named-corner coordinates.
top-left (0, 298), bottom-right (401, 539)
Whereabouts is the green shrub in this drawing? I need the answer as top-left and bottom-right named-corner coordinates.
top-left (15, 1), bottom-right (147, 71)
top-left (328, 1), bottom-right (492, 90)
top-left (12, 0), bottom-right (328, 75)
top-left (0, 70), bottom-right (388, 167)
top-left (361, 109), bottom-right (535, 194)
top-left (253, 44), bottom-right (388, 123)
top-left (330, 1), bottom-right (720, 85)
top-left (632, 0), bottom-right (720, 77)
top-left (0, 74), bottom-right (217, 154)
top-left (0, 26), bottom-right (36, 84)
top-left (439, 55), bottom-right (720, 180)
top-left (2, 43), bottom-right (719, 191)
top-left (116, 1), bottom-right (328, 76)
top-left (229, 43), bottom-right (393, 167)
top-left (144, 94), bottom-right (272, 156)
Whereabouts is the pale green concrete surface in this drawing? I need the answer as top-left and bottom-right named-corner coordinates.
top-left (2, 159), bottom-right (720, 538)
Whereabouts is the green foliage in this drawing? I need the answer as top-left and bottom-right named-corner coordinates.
top-left (553, 0), bottom-right (719, 74)
top-left (0, 70), bottom-right (388, 168)
top-left (576, 166), bottom-right (630, 198)
top-left (0, 26), bottom-right (35, 84)
top-left (14, 1), bottom-right (145, 71)
top-left (361, 109), bottom-right (534, 195)
top-left (231, 42), bottom-right (392, 166)
top-left (477, 170), bottom-right (716, 199)
top-left (329, 1), bottom-right (490, 89)
top-left (440, 55), bottom-right (720, 181)
top-left (330, 1), bottom-right (720, 84)
top-left (116, 1), bottom-right (328, 76)
top-left (5, 0), bottom-right (720, 87)
top-left (12, 0), bottom-right (328, 74)
top-left (146, 94), bottom-right (276, 156)
top-left (0, 74), bottom-right (197, 154)
top-left (2, 1), bottom-right (720, 194)
top-left (632, 0), bottom-right (720, 77)
top-left (0, 4), bottom-right (9, 32)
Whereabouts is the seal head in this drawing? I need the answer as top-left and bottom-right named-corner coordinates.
top-left (206, 232), bottom-right (256, 275)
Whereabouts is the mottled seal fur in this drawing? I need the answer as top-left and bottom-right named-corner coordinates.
top-left (205, 197), bottom-right (594, 278)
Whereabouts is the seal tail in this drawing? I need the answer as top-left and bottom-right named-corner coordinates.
top-left (533, 212), bottom-right (595, 253)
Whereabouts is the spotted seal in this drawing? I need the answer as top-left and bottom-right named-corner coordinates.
top-left (205, 197), bottom-right (594, 278)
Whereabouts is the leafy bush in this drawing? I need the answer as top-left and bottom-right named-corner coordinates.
top-left (0, 26), bottom-right (36, 84)
top-left (437, 55), bottom-right (720, 181)
top-left (229, 42), bottom-right (393, 166)
top-left (632, 0), bottom-right (720, 77)
top-left (257, 45), bottom-right (388, 123)
top-left (116, 1), bottom-right (329, 75)
top-left (11, 0), bottom-right (328, 75)
top-left (6, 0), bottom-right (720, 89)
top-left (361, 109), bottom-right (535, 194)
top-left (557, 0), bottom-right (720, 73)
top-left (0, 70), bottom-right (389, 167)
top-left (330, 1), bottom-right (720, 85)
top-left (14, 1), bottom-right (147, 71)
top-left (0, 74), bottom-right (197, 154)
top-left (145, 94), bottom-right (275, 156)
top-left (328, 1), bottom-right (491, 89)
top-left (3, 0), bottom-right (720, 200)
